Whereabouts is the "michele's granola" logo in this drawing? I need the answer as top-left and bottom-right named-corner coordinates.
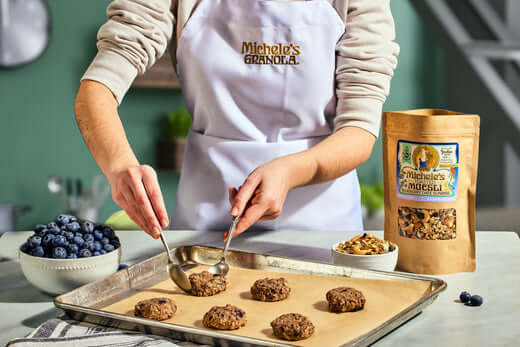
top-left (241, 41), bottom-right (301, 65)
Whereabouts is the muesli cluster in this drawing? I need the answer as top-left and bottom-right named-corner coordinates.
top-left (398, 207), bottom-right (456, 240)
top-left (335, 233), bottom-right (396, 255)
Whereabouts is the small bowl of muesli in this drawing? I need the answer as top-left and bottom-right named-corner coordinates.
top-left (332, 233), bottom-right (398, 271)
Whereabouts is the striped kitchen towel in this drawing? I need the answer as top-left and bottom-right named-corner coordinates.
top-left (7, 318), bottom-right (208, 347)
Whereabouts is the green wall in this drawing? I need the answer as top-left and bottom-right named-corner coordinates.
top-left (0, 0), bottom-right (444, 230)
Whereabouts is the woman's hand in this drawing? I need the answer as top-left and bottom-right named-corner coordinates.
top-left (109, 165), bottom-right (169, 239)
top-left (225, 157), bottom-right (301, 239)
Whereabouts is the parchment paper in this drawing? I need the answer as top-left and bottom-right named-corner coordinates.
top-left (102, 266), bottom-right (430, 346)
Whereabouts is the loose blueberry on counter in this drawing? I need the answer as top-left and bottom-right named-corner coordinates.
top-left (52, 235), bottom-right (67, 247)
top-left (79, 248), bottom-right (92, 258)
top-left (31, 246), bottom-right (45, 257)
top-left (118, 264), bottom-right (129, 271)
top-left (28, 236), bottom-right (42, 248)
top-left (81, 221), bottom-right (95, 234)
top-left (73, 236), bottom-right (85, 247)
top-left (459, 291), bottom-right (471, 303)
top-left (52, 247), bottom-right (68, 259)
top-left (104, 244), bottom-right (115, 252)
top-left (84, 234), bottom-right (94, 243)
top-left (66, 222), bottom-right (80, 233)
top-left (68, 243), bottom-right (79, 255)
top-left (470, 295), bottom-right (483, 306)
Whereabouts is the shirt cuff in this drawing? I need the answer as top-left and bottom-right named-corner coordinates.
top-left (334, 97), bottom-right (383, 138)
top-left (81, 49), bottom-right (138, 104)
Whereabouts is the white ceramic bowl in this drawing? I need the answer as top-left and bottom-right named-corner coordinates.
top-left (331, 242), bottom-right (398, 272)
top-left (19, 247), bottom-right (121, 295)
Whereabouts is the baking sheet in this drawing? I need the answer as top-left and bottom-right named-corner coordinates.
top-left (101, 265), bottom-right (431, 346)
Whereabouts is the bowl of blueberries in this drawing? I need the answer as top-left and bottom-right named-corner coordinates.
top-left (19, 214), bottom-right (121, 295)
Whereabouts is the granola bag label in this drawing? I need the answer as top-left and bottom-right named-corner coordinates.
top-left (397, 141), bottom-right (459, 202)
top-left (383, 109), bottom-right (480, 275)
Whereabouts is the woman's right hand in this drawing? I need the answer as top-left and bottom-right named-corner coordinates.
top-left (108, 165), bottom-right (169, 238)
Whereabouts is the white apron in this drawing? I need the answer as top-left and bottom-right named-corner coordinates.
top-left (172, 0), bottom-right (363, 232)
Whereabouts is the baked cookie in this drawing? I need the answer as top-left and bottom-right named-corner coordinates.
top-left (189, 271), bottom-right (227, 296)
top-left (250, 277), bottom-right (291, 302)
top-left (326, 287), bottom-right (366, 313)
top-left (134, 297), bottom-right (176, 321)
top-left (270, 313), bottom-right (315, 341)
top-left (203, 304), bottom-right (247, 330)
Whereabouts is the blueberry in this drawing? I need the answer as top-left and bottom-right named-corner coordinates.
top-left (34, 224), bottom-right (47, 233)
top-left (104, 244), bottom-right (115, 252)
top-left (68, 243), bottom-right (79, 254)
top-left (459, 291), bottom-right (471, 303)
top-left (78, 248), bottom-right (92, 258)
top-left (118, 264), bottom-right (129, 271)
top-left (102, 226), bottom-right (115, 238)
top-left (94, 224), bottom-right (104, 231)
top-left (470, 295), bottom-right (483, 306)
top-left (68, 215), bottom-right (78, 223)
top-left (47, 225), bottom-right (60, 234)
top-left (52, 235), bottom-right (67, 247)
top-left (42, 233), bottom-right (56, 247)
top-left (66, 222), bottom-right (80, 233)
top-left (56, 214), bottom-right (71, 226)
top-left (27, 235), bottom-right (42, 248)
top-left (67, 253), bottom-right (77, 259)
top-left (92, 241), bottom-right (102, 251)
top-left (100, 249), bottom-right (107, 255)
top-left (111, 239), bottom-right (121, 248)
top-left (93, 230), bottom-right (103, 241)
top-left (47, 222), bottom-right (58, 230)
top-left (31, 246), bottom-right (45, 257)
top-left (93, 251), bottom-right (101, 256)
top-left (52, 247), bottom-right (67, 259)
top-left (81, 221), bottom-right (95, 234)
top-left (34, 229), bottom-right (47, 237)
top-left (84, 241), bottom-right (94, 251)
top-left (83, 234), bottom-right (94, 243)
top-left (100, 237), bottom-right (110, 245)
top-left (20, 242), bottom-right (30, 254)
top-left (72, 236), bottom-right (85, 247)
top-left (64, 231), bottom-right (75, 241)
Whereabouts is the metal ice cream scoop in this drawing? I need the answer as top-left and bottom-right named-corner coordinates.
top-left (159, 232), bottom-right (191, 292)
top-left (208, 216), bottom-right (240, 277)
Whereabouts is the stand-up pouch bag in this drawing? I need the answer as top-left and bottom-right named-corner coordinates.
top-left (383, 109), bottom-right (480, 274)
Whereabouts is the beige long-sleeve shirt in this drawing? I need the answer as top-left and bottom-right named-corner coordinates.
top-left (82, 0), bottom-right (399, 137)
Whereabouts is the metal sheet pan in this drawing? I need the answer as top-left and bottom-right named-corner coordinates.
top-left (55, 245), bottom-right (446, 346)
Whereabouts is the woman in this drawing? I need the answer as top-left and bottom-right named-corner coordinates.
top-left (75, 0), bottom-right (399, 239)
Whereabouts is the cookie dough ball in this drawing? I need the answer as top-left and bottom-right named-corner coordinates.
top-left (270, 313), bottom-right (315, 341)
top-left (250, 277), bottom-right (291, 302)
top-left (189, 271), bottom-right (227, 296)
top-left (326, 287), bottom-right (366, 313)
top-left (134, 297), bottom-right (176, 321)
top-left (203, 304), bottom-right (247, 330)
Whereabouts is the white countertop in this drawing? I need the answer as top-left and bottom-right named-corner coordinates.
top-left (0, 230), bottom-right (519, 346)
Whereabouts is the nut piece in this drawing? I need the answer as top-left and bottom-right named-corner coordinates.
top-left (250, 277), bottom-right (291, 302)
top-left (203, 304), bottom-right (247, 330)
top-left (189, 271), bottom-right (227, 296)
top-left (326, 287), bottom-right (366, 313)
top-left (398, 207), bottom-right (456, 240)
top-left (271, 313), bottom-right (315, 341)
top-left (336, 233), bottom-right (396, 255)
top-left (134, 297), bottom-right (176, 321)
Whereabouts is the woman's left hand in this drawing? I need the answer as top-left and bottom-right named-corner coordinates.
top-left (224, 158), bottom-right (295, 240)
